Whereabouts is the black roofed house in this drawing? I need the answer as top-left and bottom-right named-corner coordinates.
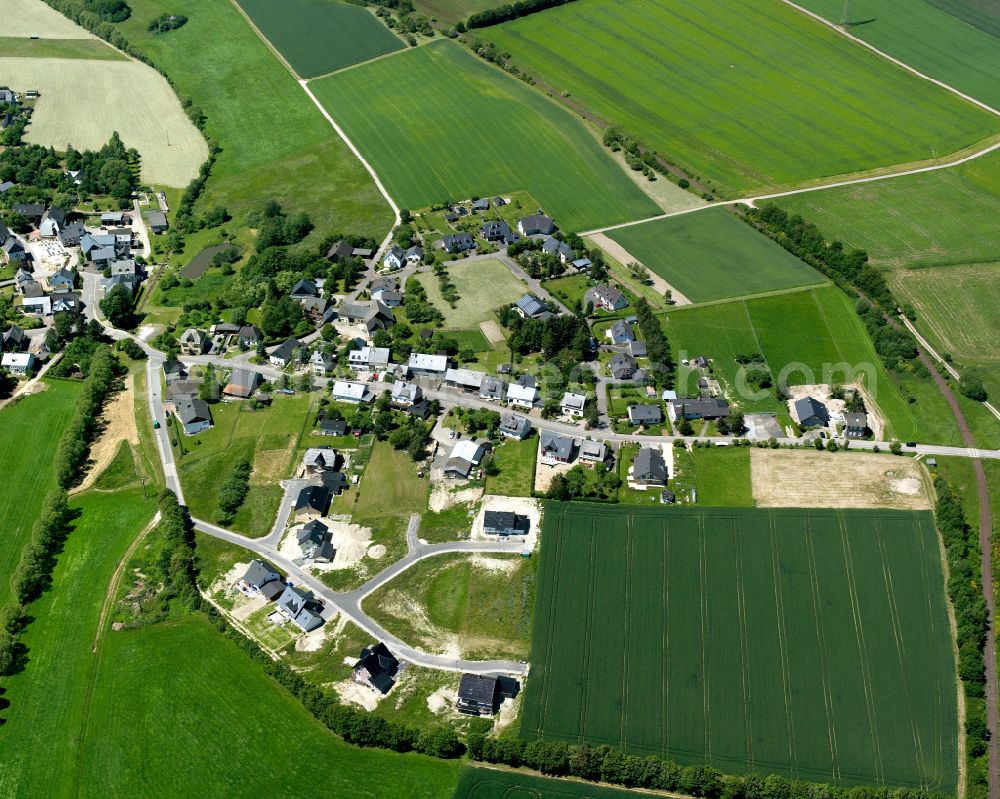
top-left (1, 324), bottom-right (27, 353)
top-left (2, 237), bottom-right (26, 262)
top-left (593, 283), bottom-right (628, 312)
top-left (628, 340), bottom-right (647, 358)
top-left (319, 418), bottom-right (347, 436)
top-left (354, 642), bottom-right (400, 695)
top-left (843, 412), bottom-right (869, 439)
top-left (667, 397), bottom-right (730, 422)
top-left (162, 357), bottom-right (187, 383)
top-left (480, 219), bottom-right (512, 242)
top-left (540, 431), bottom-right (575, 464)
top-left (457, 673), bottom-right (501, 715)
top-left (444, 211), bottom-right (458, 223)
top-left (291, 278), bottom-right (318, 300)
top-left (326, 239), bottom-right (355, 262)
top-left (632, 447), bottom-right (667, 487)
top-left (100, 211), bottom-right (129, 227)
top-left (441, 232), bottom-right (476, 253)
top-left (492, 196), bottom-right (505, 207)
top-left (277, 584), bottom-right (324, 632)
top-left (12, 203), bottom-right (45, 224)
top-left (174, 394), bottom-right (213, 435)
top-left (444, 439), bottom-right (488, 479)
top-left (269, 337), bottom-right (300, 367)
top-left (51, 294), bottom-right (80, 315)
top-left (372, 288), bottom-right (403, 307)
top-left (794, 396), bottom-right (830, 428)
top-left (609, 352), bottom-right (638, 381)
top-left (472, 198), bottom-right (490, 212)
top-left (628, 403), bottom-right (662, 425)
top-left (294, 484), bottom-right (332, 521)
top-left (517, 214), bottom-right (555, 236)
top-left (320, 470), bottom-right (349, 495)
top-left (499, 412), bottom-right (531, 440)
top-left (238, 559), bottom-right (281, 595)
top-left (300, 295), bottom-right (330, 323)
top-left (370, 275), bottom-right (399, 293)
top-left (297, 519), bottom-right (335, 562)
top-left (238, 325), bottom-right (261, 348)
top-left (483, 510), bottom-right (530, 537)
top-left (58, 220), bottom-right (86, 247)
top-left (145, 210), bottom-right (168, 234)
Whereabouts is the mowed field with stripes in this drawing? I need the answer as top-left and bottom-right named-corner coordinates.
top-left (522, 503), bottom-right (958, 790)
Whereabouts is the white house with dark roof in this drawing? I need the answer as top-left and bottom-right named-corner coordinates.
top-left (276, 584), bottom-right (324, 632)
top-left (630, 447), bottom-right (667, 487)
top-left (578, 439), bottom-right (608, 465)
top-left (391, 380), bottom-right (422, 408)
top-left (479, 375), bottom-right (506, 403)
top-left (499, 413), bottom-right (531, 440)
top-left (517, 214), bottom-right (555, 236)
top-left (515, 293), bottom-right (548, 319)
top-left (594, 283), bottom-right (628, 312)
top-left (628, 404), bottom-right (662, 425)
top-left (540, 431), bottom-right (575, 464)
top-left (606, 319), bottom-right (635, 345)
top-left (348, 346), bottom-right (390, 372)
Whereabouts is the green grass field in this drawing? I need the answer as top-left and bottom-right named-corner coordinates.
top-left (484, 436), bottom-right (537, 497)
top-left (309, 40), bottom-right (659, 231)
top-left (453, 767), bottom-right (656, 799)
top-left (411, 0), bottom-right (500, 23)
top-left (607, 208), bottom-right (826, 303)
top-left (925, 0), bottom-right (1000, 36)
top-left (364, 552), bottom-right (535, 661)
top-left (117, 0), bottom-right (391, 237)
top-left (0, 35), bottom-right (124, 59)
top-left (0, 485), bottom-right (458, 796)
top-left (237, 0), bottom-right (403, 78)
top-left (778, 150), bottom-right (1000, 269)
top-left (672, 445), bottom-right (754, 506)
top-left (175, 394), bottom-right (314, 536)
top-left (0, 379), bottom-right (81, 607)
top-left (889, 262), bottom-right (1000, 398)
top-left (415, 258), bottom-right (528, 328)
top-left (523, 502), bottom-right (958, 789)
top-left (485, 0), bottom-right (998, 197)
top-left (666, 286), bottom-right (937, 442)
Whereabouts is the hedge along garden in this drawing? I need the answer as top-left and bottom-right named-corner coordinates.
top-left (521, 502), bottom-right (958, 790)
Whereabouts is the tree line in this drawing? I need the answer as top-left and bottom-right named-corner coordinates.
top-left (465, 0), bottom-right (578, 29)
top-left (54, 346), bottom-right (119, 490)
top-left (634, 297), bottom-right (674, 387)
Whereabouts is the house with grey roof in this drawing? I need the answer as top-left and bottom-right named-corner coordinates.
top-left (794, 396), bottom-right (830, 428)
top-left (540, 431), bottom-right (575, 464)
top-left (294, 484), bottom-right (332, 521)
top-left (179, 328), bottom-right (210, 356)
top-left (606, 319), bottom-right (635, 345)
top-left (480, 219), bottom-right (514, 243)
top-left (594, 283), bottom-right (628, 312)
top-left (667, 397), bottom-right (730, 422)
top-left (609, 352), bottom-right (638, 380)
top-left (441, 232), bottom-right (476, 253)
top-left (173, 394), bottom-right (213, 435)
top-left (383, 245), bottom-right (405, 271)
top-left (269, 337), bottom-right (300, 367)
top-left (506, 377), bottom-right (539, 410)
top-left (297, 519), bottom-right (335, 562)
top-left (515, 293), bottom-right (548, 319)
top-left (302, 447), bottom-right (337, 474)
top-left (479, 375), bottom-right (506, 403)
top-left (561, 392), bottom-right (587, 418)
top-left (628, 404), bottom-right (662, 425)
top-left (348, 346), bottom-right (390, 372)
top-left (58, 220), bottom-right (86, 247)
top-left (222, 367), bottom-right (262, 399)
top-left (631, 447), bottom-right (667, 487)
top-left (445, 367), bottom-right (486, 392)
top-left (578, 439), bottom-right (608, 465)
top-left (499, 413), bottom-right (531, 440)
top-left (51, 294), bottom-right (80, 315)
top-left (542, 236), bottom-right (574, 263)
top-left (326, 239), bottom-right (355, 262)
top-left (517, 214), bottom-right (555, 236)
top-left (291, 278), bottom-right (318, 299)
top-left (1, 324), bottom-right (27, 353)
top-left (391, 380), bottom-right (422, 408)
top-left (843, 412), bottom-right (868, 439)
top-left (238, 559), bottom-right (281, 595)
top-left (408, 352), bottom-right (448, 377)
top-left (457, 673), bottom-right (501, 715)
top-left (482, 511), bottom-right (530, 537)
top-left (444, 439), bottom-right (487, 479)
top-left (2, 237), bottom-right (26, 262)
top-left (472, 198), bottom-right (490, 212)
top-left (39, 207), bottom-right (66, 238)
top-left (277, 584), bottom-right (324, 632)
top-left (145, 210), bottom-right (168, 234)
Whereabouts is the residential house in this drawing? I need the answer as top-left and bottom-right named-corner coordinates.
top-left (353, 247), bottom-right (374, 261)
top-left (482, 511), bottom-right (530, 537)
top-left (58, 221), bottom-right (85, 247)
top-left (667, 397), bottom-right (730, 422)
top-left (162, 357), bottom-right (187, 384)
top-left (354, 643), bottom-right (399, 695)
top-left (444, 439), bottom-right (487, 479)
top-left (348, 346), bottom-right (390, 373)
top-left (302, 447), bottom-right (337, 474)
top-left (2, 237), bottom-right (26, 263)
top-left (311, 350), bottom-right (335, 375)
top-left (297, 519), bottom-right (335, 562)
top-left (51, 294), bottom-right (80, 315)
top-left (499, 413), bottom-right (531, 440)
top-left (325, 239), bottom-right (355, 262)
top-left (291, 278), bottom-right (318, 300)
top-left (472, 198), bottom-right (490, 212)
top-left (405, 245), bottom-right (423, 264)
top-left (222, 367), bottom-right (263, 399)
top-left (479, 375), bottom-right (506, 403)
top-left (319, 419), bottom-right (347, 436)
top-left (593, 283), bottom-right (628, 312)
top-left (383, 245), bottom-right (405, 271)
top-left (492, 196), bottom-right (505, 207)
top-left (145, 210), bottom-right (168, 234)
top-left (445, 367), bottom-right (485, 392)
top-left (843, 412), bottom-right (868, 439)
top-left (276, 584), bottom-right (324, 632)
top-left (456, 674), bottom-right (505, 716)
top-left (505, 376), bottom-right (539, 410)
top-left (609, 352), bottom-right (638, 381)
top-left (540, 432), bottom-right (575, 464)
top-left (269, 337), bottom-right (300, 367)
top-left (300, 296), bottom-right (332, 325)
top-left (238, 560), bottom-right (281, 596)
top-left (320, 470), bottom-right (350, 495)
top-left (13, 268), bottom-right (33, 292)
top-left (372, 288), bottom-right (403, 307)
top-left (12, 203), bottom-right (45, 224)
top-left (632, 447), bottom-right (667, 487)
top-left (628, 404), bottom-right (662, 425)
top-left (338, 300), bottom-right (394, 333)
top-left (391, 381), bottom-right (422, 408)
top-left (480, 219), bottom-right (514, 243)
top-left (627, 340), bottom-right (647, 358)
top-left (514, 293), bottom-right (548, 320)
top-left (21, 291), bottom-right (51, 315)
top-left (294, 484), bottom-right (331, 521)
top-left (794, 397), bottom-right (830, 428)
top-left (332, 381), bottom-right (371, 404)
top-left (39, 207), bottom-right (66, 238)
top-left (561, 392), bottom-right (586, 418)
top-left (517, 214), bottom-right (555, 236)
top-left (542, 236), bottom-right (574, 263)
top-left (0, 88), bottom-right (16, 104)
top-left (441, 232), bottom-right (476, 253)
top-left (0, 181), bottom-right (14, 194)
top-left (1, 352), bottom-right (34, 375)
top-left (179, 328), bottom-right (210, 355)
top-left (408, 352), bottom-right (448, 378)
top-left (606, 319), bottom-right (635, 345)
top-left (578, 439), bottom-right (608, 466)
top-left (370, 275), bottom-right (399, 293)
top-left (89, 245), bottom-right (117, 268)
top-left (100, 211), bottom-right (129, 227)
top-left (572, 257), bottom-right (593, 271)
top-left (237, 325), bottom-right (261, 348)
top-left (173, 394), bottom-right (213, 435)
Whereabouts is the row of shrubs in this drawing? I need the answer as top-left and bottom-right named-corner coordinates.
top-left (54, 346), bottom-right (119, 490)
top-left (465, 0), bottom-right (577, 28)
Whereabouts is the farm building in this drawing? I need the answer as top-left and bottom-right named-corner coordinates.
top-left (444, 439), bottom-right (488, 479)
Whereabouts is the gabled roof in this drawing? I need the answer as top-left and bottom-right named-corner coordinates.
top-left (450, 439), bottom-right (486, 465)
top-left (303, 447), bottom-right (336, 469)
top-left (540, 431), bottom-right (574, 460)
top-left (446, 367), bottom-right (485, 389)
top-left (241, 559), bottom-right (280, 589)
top-left (579, 439), bottom-right (607, 461)
top-left (843, 411), bottom-right (867, 428)
top-left (506, 382), bottom-right (538, 404)
top-left (354, 642), bottom-right (399, 694)
top-left (291, 278), bottom-right (318, 297)
top-left (332, 381), bottom-right (369, 401)
top-left (608, 319), bottom-right (635, 342)
top-left (633, 447), bottom-right (666, 481)
top-left (270, 337), bottom-right (300, 362)
top-left (609, 352), bottom-right (637, 378)
top-left (594, 283), bottom-right (624, 305)
top-left (499, 412), bottom-right (531, 436)
top-left (515, 293), bottom-right (546, 318)
top-left (628, 403), bottom-right (661, 423)
top-left (794, 396), bottom-right (829, 424)
top-left (408, 352), bottom-right (448, 372)
top-left (458, 673), bottom-right (500, 706)
top-left (295, 484), bottom-right (331, 514)
top-left (297, 519), bottom-right (330, 548)
top-left (561, 392), bottom-right (586, 411)
top-left (482, 511), bottom-right (530, 535)
top-left (174, 394), bottom-right (212, 425)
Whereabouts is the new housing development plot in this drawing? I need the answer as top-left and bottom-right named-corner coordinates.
top-left (308, 40), bottom-right (660, 232)
top-left (523, 503), bottom-right (958, 789)
top-left (485, 0), bottom-right (999, 196)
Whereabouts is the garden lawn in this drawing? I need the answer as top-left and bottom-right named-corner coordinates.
top-left (117, 0), bottom-right (391, 237)
top-left (889, 262), bottom-right (1000, 399)
top-left (0, 378), bottom-right (81, 607)
top-left (778, 149), bottom-right (1000, 269)
top-left (607, 208), bottom-right (827, 303)
top-left (666, 286), bottom-right (956, 444)
top-left (485, 0), bottom-right (998, 197)
top-left (364, 552), bottom-right (535, 661)
top-left (796, 0), bottom-right (1000, 109)
top-left (309, 40), bottom-right (659, 232)
top-left (485, 436), bottom-right (537, 497)
top-left (522, 502), bottom-right (958, 789)
top-left (0, 485), bottom-right (458, 797)
top-left (175, 394), bottom-right (314, 536)
top-left (237, 0), bottom-right (403, 78)
top-left (674, 445), bottom-right (754, 507)
top-left (415, 258), bottom-right (527, 328)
